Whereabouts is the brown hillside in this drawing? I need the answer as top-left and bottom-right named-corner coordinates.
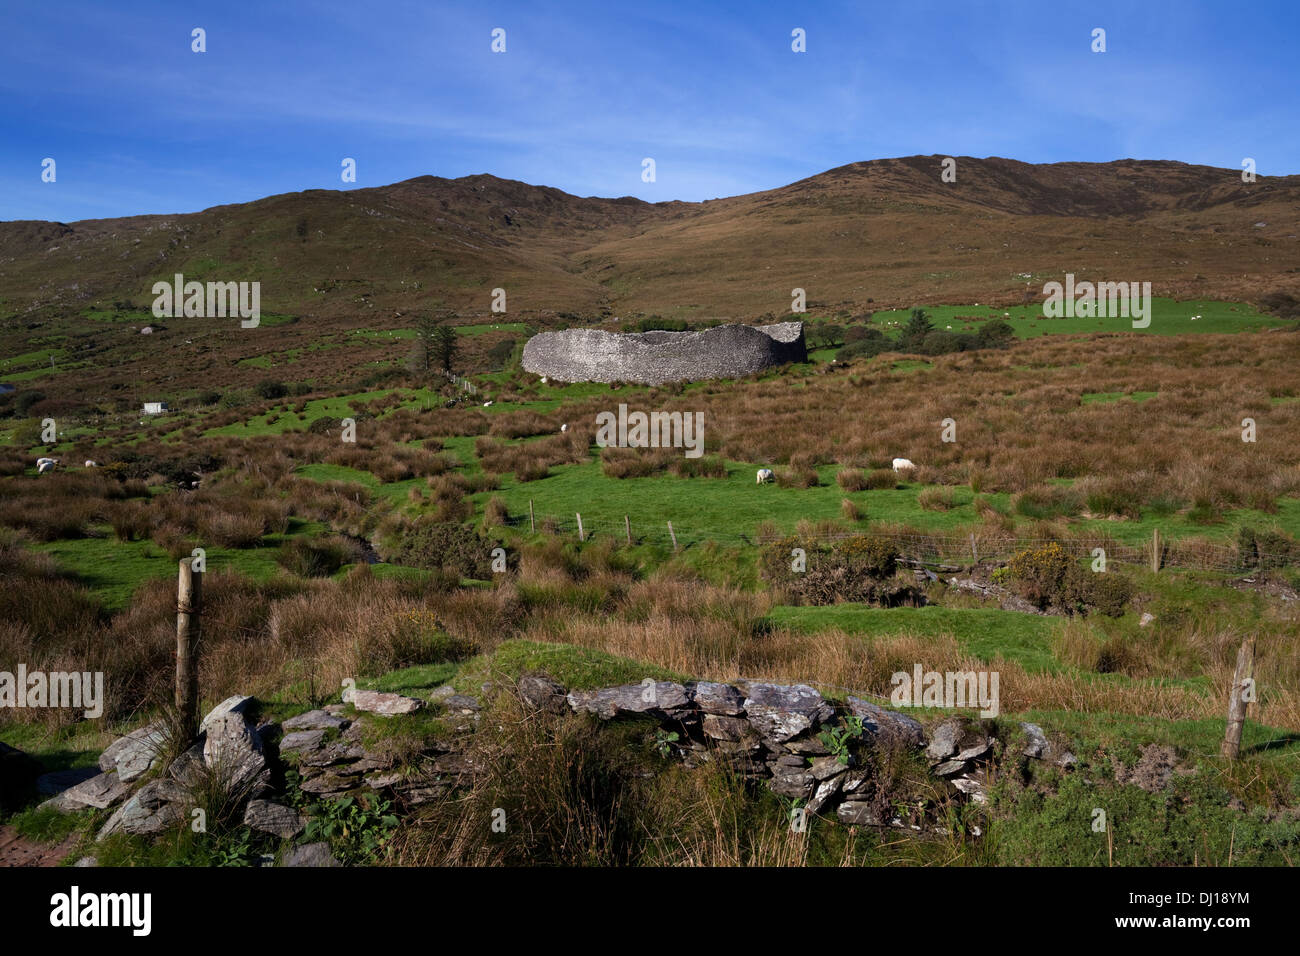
top-left (1, 155), bottom-right (1296, 401)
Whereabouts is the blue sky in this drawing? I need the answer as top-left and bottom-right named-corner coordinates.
top-left (2, 0), bottom-right (1297, 222)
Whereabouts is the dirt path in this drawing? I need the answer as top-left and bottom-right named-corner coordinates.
top-left (0, 825), bottom-right (79, 867)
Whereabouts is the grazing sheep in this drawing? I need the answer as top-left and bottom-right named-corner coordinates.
top-left (483, 400), bottom-right (494, 407)
top-left (560, 423), bottom-right (568, 432)
top-left (84, 460), bottom-right (98, 468)
top-left (756, 468), bottom-right (775, 484)
top-left (892, 458), bottom-right (916, 472)
top-left (36, 457), bottom-right (59, 474)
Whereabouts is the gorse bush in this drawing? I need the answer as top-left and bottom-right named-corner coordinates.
top-left (1001, 543), bottom-right (1132, 616)
top-left (380, 518), bottom-right (492, 579)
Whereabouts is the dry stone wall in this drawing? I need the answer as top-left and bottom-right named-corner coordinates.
top-left (21, 675), bottom-right (1075, 866)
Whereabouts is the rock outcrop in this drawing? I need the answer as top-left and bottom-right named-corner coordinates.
top-left (522, 322), bottom-right (807, 385)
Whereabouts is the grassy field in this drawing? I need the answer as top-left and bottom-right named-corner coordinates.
top-left (864, 297), bottom-right (1281, 338)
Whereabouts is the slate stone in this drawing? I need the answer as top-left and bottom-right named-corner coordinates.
top-left (99, 721), bottom-right (168, 782)
top-left (701, 714), bottom-right (756, 742)
top-left (281, 842), bottom-right (341, 867)
top-left (444, 695), bottom-right (480, 713)
top-left (847, 697), bottom-right (926, 747)
top-left (168, 743), bottom-right (207, 788)
top-left (783, 734), bottom-right (832, 756)
top-left (837, 801), bottom-right (884, 826)
top-left (345, 689), bottom-right (424, 717)
top-left (280, 730), bottom-right (327, 755)
top-left (951, 775), bottom-right (987, 804)
top-left (244, 799), bottom-right (306, 839)
top-left (932, 759), bottom-right (969, 776)
top-left (567, 682), bottom-right (690, 718)
top-left (200, 695), bottom-right (256, 734)
top-left (925, 719), bottom-right (962, 761)
top-left (299, 739), bottom-right (367, 768)
top-left (517, 674), bottom-right (568, 714)
top-left (35, 766), bottom-right (100, 796)
top-left (1019, 722), bottom-right (1050, 759)
top-left (842, 770), bottom-right (868, 795)
top-left (42, 771), bottom-right (131, 812)
top-left (955, 739), bottom-right (991, 762)
top-left (203, 712), bottom-right (269, 794)
top-left (97, 779), bottom-right (188, 840)
top-left (299, 771), bottom-right (357, 795)
top-left (808, 755), bottom-right (849, 781)
top-left (690, 681), bottom-right (746, 716)
top-left (771, 754), bottom-right (809, 768)
top-left (807, 775), bottom-right (843, 815)
top-left (767, 766), bottom-right (815, 800)
top-left (282, 710), bottom-right (349, 732)
top-left (743, 683), bottom-right (833, 742)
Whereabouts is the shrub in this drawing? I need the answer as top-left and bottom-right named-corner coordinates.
top-left (763, 532), bottom-right (914, 607)
top-left (864, 468), bottom-right (900, 490)
top-left (1014, 485), bottom-right (1083, 520)
top-left (254, 379), bottom-right (288, 400)
top-left (483, 496), bottom-right (509, 527)
top-left (1004, 543), bottom-right (1074, 610)
top-left (600, 447), bottom-right (672, 479)
top-left (918, 487), bottom-right (956, 511)
top-left (382, 519), bottom-right (492, 579)
top-left (515, 460), bottom-right (550, 482)
top-left (776, 466), bottom-right (818, 489)
top-left (1079, 572), bottom-right (1133, 617)
top-left (14, 391), bottom-right (46, 416)
top-left (837, 535), bottom-right (899, 579)
top-left (836, 468), bottom-right (867, 491)
top-left (670, 455), bottom-right (727, 479)
top-left (1238, 526), bottom-right (1300, 569)
top-left (277, 536), bottom-right (357, 578)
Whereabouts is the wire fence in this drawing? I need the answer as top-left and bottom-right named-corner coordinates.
top-left (500, 506), bottom-right (1287, 576)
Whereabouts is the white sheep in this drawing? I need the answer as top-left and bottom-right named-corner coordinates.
top-left (483, 400), bottom-right (494, 407)
top-left (892, 458), bottom-right (916, 472)
top-left (84, 460), bottom-right (98, 468)
top-left (36, 457), bottom-right (59, 474)
top-left (560, 423), bottom-right (568, 432)
top-left (756, 468), bottom-right (775, 484)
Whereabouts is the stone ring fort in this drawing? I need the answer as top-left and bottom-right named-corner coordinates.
top-left (522, 321), bottom-right (807, 385)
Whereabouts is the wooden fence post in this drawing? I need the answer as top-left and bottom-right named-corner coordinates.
top-left (667, 521), bottom-right (678, 552)
top-left (176, 557), bottom-right (202, 740)
top-left (625, 515), bottom-right (632, 546)
top-left (576, 513), bottom-right (585, 542)
top-left (970, 533), bottom-right (978, 564)
top-left (529, 499), bottom-right (535, 534)
top-left (1151, 528), bottom-right (1162, 574)
top-left (1220, 636), bottom-right (1256, 760)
